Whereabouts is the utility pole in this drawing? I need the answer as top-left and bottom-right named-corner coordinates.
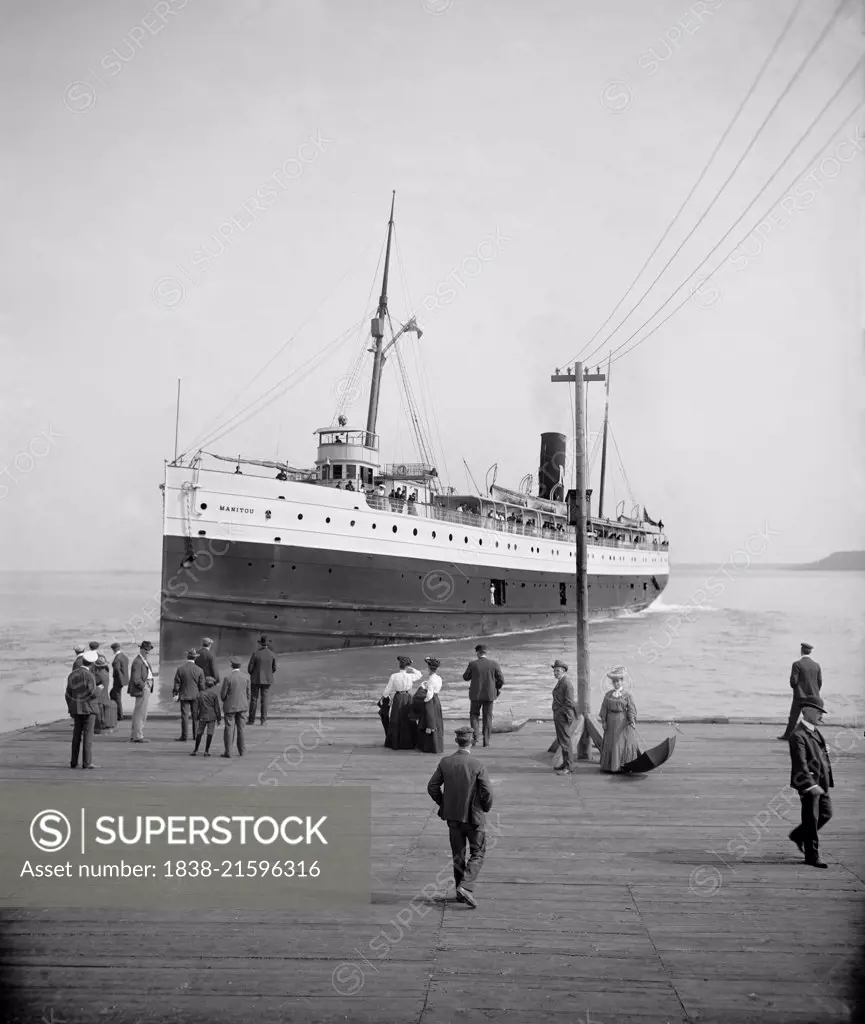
top-left (551, 363), bottom-right (606, 760)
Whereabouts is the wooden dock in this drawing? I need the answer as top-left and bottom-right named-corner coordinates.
top-left (0, 715), bottom-right (862, 1024)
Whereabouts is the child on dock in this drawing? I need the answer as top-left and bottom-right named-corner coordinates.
top-left (191, 677), bottom-right (222, 756)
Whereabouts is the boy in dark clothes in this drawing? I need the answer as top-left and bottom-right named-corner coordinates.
top-left (191, 676), bottom-right (222, 756)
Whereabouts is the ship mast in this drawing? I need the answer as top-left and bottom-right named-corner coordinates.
top-left (597, 355), bottom-right (611, 519)
top-left (365, 191), bottom-right (396, 442)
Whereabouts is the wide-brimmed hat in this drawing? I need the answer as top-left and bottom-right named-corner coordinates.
top-left (82, 651), bottom-right (98, 664)
top-left (186, 649), bottom-right (197, 659)
top-left (551, 659), bottom-right (568, 671)
top-left (606, 667), bottom-right (624, 682)
top-left (139, 640), bottom-right (154, 651)
top-left (425, 656), bottom-right (441, 669)
top-left (397, 656), bottom-right (413, 667)
top-left (95, 654), bottom-right (108, 666)
top-left (799, 697), bottom-right (826, 713)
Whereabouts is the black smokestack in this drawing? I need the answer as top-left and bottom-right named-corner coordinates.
top-left (538, 432), bottom-right (567, 500)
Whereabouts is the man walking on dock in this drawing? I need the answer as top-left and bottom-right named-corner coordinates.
top-left (462, 644), bottom-right (504, 748)
top-left (779, 642), bottom-right (823, 741)
top-left (221, 656), bottom-right (250, 758)
top-left (173, 649), bottom-right (205, 741)
top-left (787, 696), bottom-right (833, 868)
top-left (248, 634), bottom-right (277, 726)
top-left (128, 640), bottom-right (155, 743)
top-left (110, 641), bottom-right (129, 721)
top-left (427, 726), bottom-right (494, 908)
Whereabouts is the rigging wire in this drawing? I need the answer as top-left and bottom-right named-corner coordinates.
top-left (571, 0), bottom-right (852, 371)
top-left (186, 315), bottom-right (370, 455)
top-left (186, 238), bottom-right (378, 456)
top-left (606, 88), bottom-right (865, 368)
top-left (610, 426), bottom-right (635, 510)
top-left (562, 0), bottom-right (806, 369)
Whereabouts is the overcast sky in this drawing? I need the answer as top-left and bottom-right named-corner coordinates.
top-left (1, 0), bottom-right (863, 570)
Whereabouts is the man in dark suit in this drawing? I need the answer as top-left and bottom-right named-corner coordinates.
top-left (221, 656), bottom-right (250, 758)
top-left (248, 634), bottom-right (277, 726)
top-left (462, 644), bottom-right (504, 747)
top-left (779, 642), bottom-right (823, 740)
top-left (110, 642), bottom-right (129, 721)
top-left (128, 640), bottom-right (155, 743)
top-left (173, 649), bottom-right (206, 741)
top-left (550, 659), bottom-right (577, 773)
top-left (195, 637), bottom-right (219, 684)
top-left (427, 726), bottom-right (494, 908)
top-left (788, 696), bottom-right (834, 868)
top-left (66, 659), bottom-right (101, 769)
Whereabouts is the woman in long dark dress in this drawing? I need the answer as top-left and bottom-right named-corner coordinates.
top-left (383, 656), bottom-right (422, 750)
top-left (412, 656), bottom-right (444, 754)
top-left (599, 667), bottom-right (641, 773)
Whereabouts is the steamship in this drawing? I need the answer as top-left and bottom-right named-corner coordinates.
top-left (158, 197), bottom-right (669, 672)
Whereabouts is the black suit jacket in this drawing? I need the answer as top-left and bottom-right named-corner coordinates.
top-left (427, 749), bottom-right (493, 827)
top-left (111, 652), bottom-right (129, 690)
top-left (173, 661), bottom-right (206, 700)
top-left (248, 648), bottom-right (277, 686)
top-left (462, 657), bottom-right (504, 702)
top-left (790, 656), bottom-right (822, 700)
top-left (195, 649), bottom-right (219, 682)
top-left (788, 723), bottom-right (833, 794)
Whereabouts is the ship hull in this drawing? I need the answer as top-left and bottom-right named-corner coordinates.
top-left (158, 534), bottom-right (668, 663)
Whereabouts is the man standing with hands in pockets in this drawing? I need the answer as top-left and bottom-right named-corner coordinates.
top-left (221, 656), bottom-right (250, 758)
top-left (462, 643), bottom-right (504, 748)
top-left (248, 634), bottom-right (277, 726)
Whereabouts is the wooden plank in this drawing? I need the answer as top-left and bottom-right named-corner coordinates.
top-left (0, 717), bottom-right (862, 1024)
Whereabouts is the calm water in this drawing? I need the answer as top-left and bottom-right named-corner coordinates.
top-left (1, 567), bottom-right (862, 735)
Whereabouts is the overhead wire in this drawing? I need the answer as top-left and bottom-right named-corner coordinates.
top-left (563, 0), bottom-right (807, 370)
top-left (571, 0), bottom-right (852, 371)
top-left (607, 87), bottom-right (865, 368)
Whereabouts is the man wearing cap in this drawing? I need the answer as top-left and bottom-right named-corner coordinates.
top-left (173, 649), bottom-right (206, 742)
top-left (220, 656), bottom-right (250, 758)
top-left (550, 659), bottom-right (577, 774)
top-left (427, 726), bottom-right (494, 909)
top-left (110, 642), bottom-right (129, 721)
top-left (248, 635), bottom-right (277, 726)
top-left (779, 643), bottom-right (823, 741)
top-left (66, 653), bottom-right (101, 769)
top-left (195, 638), bottom-right (219, 685)
top-left (462, 644), bottom-right (505, 748)
top-left (788, 696), bottom-right (834, 868)
top-left (72, 644), bottom-right (86, 670)
top-left (128, 640), bottom-right (155, 743)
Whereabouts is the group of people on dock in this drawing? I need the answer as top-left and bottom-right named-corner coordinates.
top-left (63, 634), bottom-right (277, 768)
top-left (377, 642), bottom-right (643, 775)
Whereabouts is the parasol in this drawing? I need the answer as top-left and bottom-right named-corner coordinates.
top-left (491, 706), bottom-right (529, 734)
top-left (376, 696), bottom-right (390, 737)
top-left (620, 734), bottom-right (676, 774)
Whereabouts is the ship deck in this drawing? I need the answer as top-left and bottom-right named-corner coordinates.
top-left (1, 717), bottom-right (862, 1023)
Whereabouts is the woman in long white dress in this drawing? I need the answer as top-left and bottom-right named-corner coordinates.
top-left (599, 667), bottom-right (641, 773)
top-left (411, 657), bottom-right (444, 753)
top-left (383, 656), bottom-right (422, 750)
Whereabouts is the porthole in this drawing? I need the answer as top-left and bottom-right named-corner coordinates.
top-left (392, 526), bottom-right (398, 533)
top-left (273, 615), bottom-right (278, 619)
top-left (328, 568), bottom-right (333, 574)
top-left (198, 530), bottom-right (206, 536)
top-left (448, 534), bottom-right (453, 541)
top-left (297, 513), bottom-right (303, 520)
top-left (274, 536), bottom-right (281, 542)
top-left (413, 528), bottom-right (418, 536)
top-left (200, 502), bottom-right (208, 510)
top-left (432, 531), bottom-right (437, 538)
top-left (326, 517), bottom-right (331, 524)
top-left (464, 536), bottom-right (468, 543)
top-left (270, 564), bottom-right (275, 569)
top-left (479, 539), bottom-right (483, 546)
top-left (247, 561), bottom-right (253, 567)
top-left (278, 495), bottom-right (285, 500)
top-left (372, 523), bottom-right (377, 530)
top-left (291, 565), bottom-right (296, 570)
top-left (495, 541), bottom-right (499, 547)
top-left (350, 520), bottom-right (356, 527)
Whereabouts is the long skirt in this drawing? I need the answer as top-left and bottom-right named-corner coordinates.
top-left (385, 691), bottom-right (416, 750)
top-left (411, 691), bottom-right (444, 754)
top-left (94, 685), bottom-right (115, 733)
top-left (599, 710), bottom-right (641, 773)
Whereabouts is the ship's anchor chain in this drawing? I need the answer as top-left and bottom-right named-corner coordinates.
top-left (180, 481), bottom-right (198, 568)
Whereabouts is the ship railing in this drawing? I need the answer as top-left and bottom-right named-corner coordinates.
top-left (362, 494), bottom-right (666, 551)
